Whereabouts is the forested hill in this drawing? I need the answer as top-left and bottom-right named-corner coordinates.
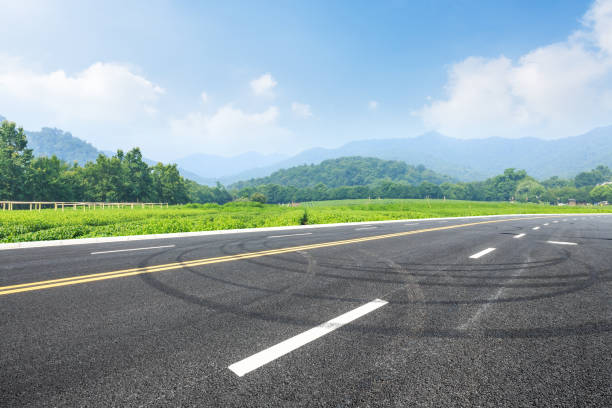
top-left (26, 127), bottom-right (101, 165)
top-left (231, 157), bottom-right (453, 189)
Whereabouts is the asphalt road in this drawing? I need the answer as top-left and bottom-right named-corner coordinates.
top-left (1, 214), bottom-right (611, 407)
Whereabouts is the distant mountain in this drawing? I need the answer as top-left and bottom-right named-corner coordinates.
top-left (226, 127), bottom-right (612, 183)
top-left (174, 151), bottom-right (288, 181)
top-left (26, 127), bottom-right (101, 165)
top-left (0, 115), bottom-right (100, 165)
top-left (231, 157), bottom-right (453, 189)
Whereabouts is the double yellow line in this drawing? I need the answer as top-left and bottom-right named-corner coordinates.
top-left (0, 216), bottom-right (555, 296)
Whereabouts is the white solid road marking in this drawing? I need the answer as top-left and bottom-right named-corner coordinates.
top-left (547, 240), bottom-right (578, 246)
top-left (469, 248), bottom-right (496, 259)
top-left (532, 226), bottom-right (540, 230)
top-left (513, 233), bottom-right (526, 239)
top-left (228, 299), bottom-right (388, 377)
top-left (267, 233), bottom-right (313, 239)
top-left (355, 227), bottom-right (377, 231)
top-left (90, 245), bottom-right (175, 255)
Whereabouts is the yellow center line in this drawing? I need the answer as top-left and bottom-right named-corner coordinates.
top-left (0, 215), bottom-right (560, 296)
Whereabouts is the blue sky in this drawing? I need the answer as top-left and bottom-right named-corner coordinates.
top-left (1, 0), bottom-right (610, 161)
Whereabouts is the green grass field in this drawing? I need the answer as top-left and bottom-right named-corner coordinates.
top-left (1, 199), bottom-right (610, 243)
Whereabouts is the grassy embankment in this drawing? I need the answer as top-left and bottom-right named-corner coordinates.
top-left (1, 199), bottom-right (610, 243)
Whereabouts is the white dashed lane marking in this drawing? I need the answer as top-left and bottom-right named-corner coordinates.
top-left (267, 233), bottom-right (313, 239)
top-left (90, 245), bottom-right (175, 255)
top-left (228, 299), bottom-right (388, 377)
top-left (547, 241), bottom-right (578, 246)
top-left (469, 248), bottom-right (496, 259)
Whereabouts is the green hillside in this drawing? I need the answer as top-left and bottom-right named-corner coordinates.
top-left (231, 157), bottom-right (453, 189)
top-left (26, 127), bottom-right (101, 165)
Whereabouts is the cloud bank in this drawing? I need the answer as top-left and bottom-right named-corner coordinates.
top-left (170, 104), bottom-right (291, 155)
top-left (0, 59), bottom-right (164, 125)
top-left (418, 0), bottom-right (612, 139)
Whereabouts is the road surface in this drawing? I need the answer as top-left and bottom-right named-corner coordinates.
top-left (1, 214), bottom-right (610, 406)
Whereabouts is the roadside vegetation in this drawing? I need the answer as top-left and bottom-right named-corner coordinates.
top-left (2, 200), bottom-right (610, 244)
top-left (233, 166), bottom-right (612, 205)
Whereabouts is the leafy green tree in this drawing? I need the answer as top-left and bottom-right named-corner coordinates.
top-left (590, 184), bottom-right (612, 202)
top-left (515, 179), bottom-right (545, 202)
top-left (486, 168), bottom-right (528, 201)
top-left (27, 156), bottom-right (71, 201)
top-left (0, 121), bottom-right (33, 200)
top-left (250, 192), bottom-right (266, 203)
top-left (82, 152), bottom-right (125, 201)
top-left (440, 182), bottom-right (469, 200)
top-left (122, 148), bottom-right (152, 201)
top-left (151, 163), bottom-right (189, 204)
top-left (574, 165), bottom-right (612, 187)
top-left (541, 176), bottom-right (571, 189)
top-left (418, 182), bottom-right (442, 198)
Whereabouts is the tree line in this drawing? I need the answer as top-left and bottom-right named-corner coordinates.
top-left (232, 168), bottom-right (612, 204)
top-left (1, 120), bottom-right (231, 204)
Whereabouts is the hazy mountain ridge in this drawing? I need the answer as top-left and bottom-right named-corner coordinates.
top-left (223, 128), bottom-right (612, 183)
top-left (26, 127), bottom-right (100, 165)
top-left (173, 151), bottom-right (288, 181)
top-left (3, 113), bottom-right (612, 184)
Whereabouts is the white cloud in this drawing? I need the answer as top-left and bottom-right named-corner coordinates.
top-left (418, 0), bottom-right (612, 139)
top-left (583, 0), bottom-right (612, 54)
top-left (0, 58), bottom-right (165, 151)
top-left (250, 73), bottom-right (277, 96)
top-left (291, 101), bottom-right (312, 118)
top-left (200, 91), bottom-right (209, 104)
top-left (170, 104), bottom-right (292, 155)
top-left (0, 59), bottom-right (164, 123)
top-left (368, 100), bottom-right (379, 110)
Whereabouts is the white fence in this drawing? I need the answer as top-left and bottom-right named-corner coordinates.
top-left (0, 201), bottom-right (168, 211)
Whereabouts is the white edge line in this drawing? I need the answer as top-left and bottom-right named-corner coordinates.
top-left (469, 247), bottom-right (496, 259)
top-left (0, 213), bottom-right (605, 251)
top-left (228, 299), bottom-right (388, 377)
top-left (267, 233), bottom-right (313, 239)
top-left (547, 241), bottom-right (578, 246)
top-left (513, 233), bottom-right (526, 239)
top-left (90, 244), bottom-right (175, 255)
